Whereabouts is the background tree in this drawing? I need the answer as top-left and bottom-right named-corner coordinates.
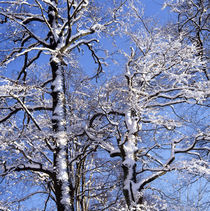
top-left (163, 0), bottom-right (209, 80)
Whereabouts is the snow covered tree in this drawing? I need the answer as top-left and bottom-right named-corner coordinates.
top-left (0, 0), bottom-right (122, 210)
top-left (84, 1), bottom-right (209, 209)
top-left (0, 0), bottom-right (209, 210)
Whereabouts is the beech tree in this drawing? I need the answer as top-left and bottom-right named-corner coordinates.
top-left (0, 0), bottom-right (209, 211)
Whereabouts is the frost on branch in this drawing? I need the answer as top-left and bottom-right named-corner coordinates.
top-left (179, 159), bottom-right (209, 177)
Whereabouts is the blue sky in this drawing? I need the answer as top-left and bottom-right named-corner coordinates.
top-left (142, 0), bottom-right (172, 22)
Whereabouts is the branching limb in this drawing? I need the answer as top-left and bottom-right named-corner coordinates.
top-left (9, 93), bottom-right (42, 131)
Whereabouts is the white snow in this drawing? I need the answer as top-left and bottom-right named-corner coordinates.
top-left (125, 110), bottom-right (139, 134)
top-left (55, 131), bottom-right (71, 209)
top-left (56, 131), bottom-right (67, 147)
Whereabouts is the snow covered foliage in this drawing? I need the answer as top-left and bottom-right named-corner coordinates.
top-left (163, 0), bottom-right (209, 81)
top-left (0, 0), bottom-right (209, 210)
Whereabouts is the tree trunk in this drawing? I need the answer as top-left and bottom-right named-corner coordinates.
top-left (51, 57), bottom-right (73, 211)
top-left (47, 0), bottom-right (74, 209)
top-left (121, 110), bottom-right (143, 209)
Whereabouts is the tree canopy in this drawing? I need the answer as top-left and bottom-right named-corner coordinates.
top-left (0, 0), bottom-right (209, 210)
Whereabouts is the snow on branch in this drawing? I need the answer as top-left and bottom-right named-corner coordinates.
top-left (1, 161), bottom-right (53, 177)
top-left (9, 93), bottom-right (42, 131)
top-left (85, 125), bottom-right (116, 154)
top-left (0, 11), bottom-right (49, 47)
